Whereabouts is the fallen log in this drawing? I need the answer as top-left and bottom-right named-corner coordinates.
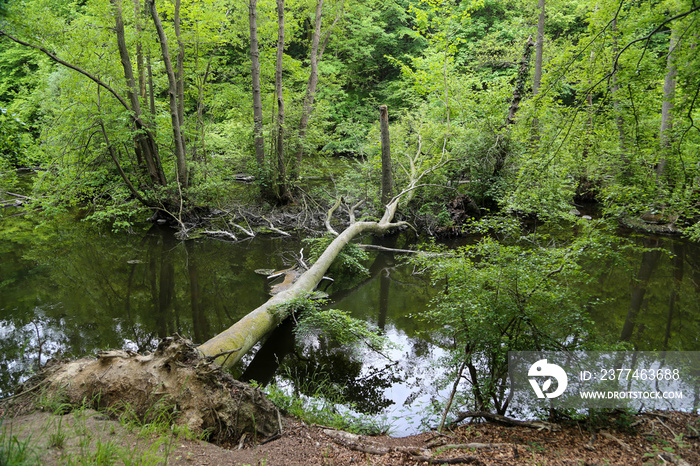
top-left (196, 196), bottom-right (408, 368)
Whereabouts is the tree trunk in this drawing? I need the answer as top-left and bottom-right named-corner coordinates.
top-left (275, 0), bottom-right (288, 200)
top-left (379, 105), bottom-right (393, 206)
top-left (503, 36), bottom-right (535, 128)
top-left (611, 18), bottom-right (628, 164)
top-left (531, 0), bottom-right (545, 143)
top-left (657, 28), bottom-right (679, 182)
top-left (294, 0), bottom-right (324, 172)
top-left (249, 0), bottom-right (266, 171)
top-left (148, 0), bottom-right (188, 188)
top-left (132, 0), bottom-right (146, 98)
top-left (533, 0), bottom-right (545, 96)
top-left (197, 198), bottom-right (406, 368)
top-left (111, 0), bottom-right (166, 187)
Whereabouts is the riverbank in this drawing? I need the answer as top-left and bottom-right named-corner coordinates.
top-left (2, 405), bottom-right (698, 465)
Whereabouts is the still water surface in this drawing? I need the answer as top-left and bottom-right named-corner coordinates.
top-left (1, 212), bottom-right (699, 435)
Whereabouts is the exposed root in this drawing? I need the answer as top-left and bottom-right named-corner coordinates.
top-left (322, 428), bottom-right (486, 465)
top-left (13, 335), bottom-right (280, 444)
top-left (451, 411), bottom-right (561, 432)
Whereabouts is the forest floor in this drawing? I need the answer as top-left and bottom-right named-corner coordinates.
top-left (2, 408), bottom-right (698, 465)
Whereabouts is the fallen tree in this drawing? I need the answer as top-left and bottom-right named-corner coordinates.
top-left (196, 193), bottom-right (408, 368)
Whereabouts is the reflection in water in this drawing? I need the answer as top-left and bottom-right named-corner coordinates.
top-left (2, 217), bottom-right (700, 433)
top-left (620, 237), bottom-right (663, 342)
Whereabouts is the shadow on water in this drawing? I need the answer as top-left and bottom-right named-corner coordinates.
top-left (2, 210), bottom-right (700, 433)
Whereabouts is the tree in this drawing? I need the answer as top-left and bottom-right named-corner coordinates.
top-left (274, 0), bottom-right (289, 200)
top-left (249, 0), bottom-right (266, 173)
top-left (0, 0), bottom-right (233, 217)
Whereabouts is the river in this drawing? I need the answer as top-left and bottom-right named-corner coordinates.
top-left (1, 204), bottom-right (699, 435)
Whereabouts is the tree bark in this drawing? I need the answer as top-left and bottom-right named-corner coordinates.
top-left (294, 0), bottom-right (324, 171)
top-left (379, 105), bottom-right (393, 206)
top-left (657, 28), bottom-right (679, 181)
top-left (148, 0), bottom-right (188, 188)
top-left (503, 36), bottom-right (535, 128)
top-left (112, 0), bottom-right (167, 187)
top-left (275, 0), bottom-right (288, 200)
top-left (132, 0), bottom-right (146, 98)
top-left (249, 0), bottom-right (266, 171)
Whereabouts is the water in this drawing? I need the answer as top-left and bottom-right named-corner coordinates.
top-left (2, 204), bottom-right (700, 435)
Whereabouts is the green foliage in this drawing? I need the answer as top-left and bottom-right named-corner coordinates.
top-left (411, 220), bottom-right (618, 413)
top-left (296, 308), bottom-right (387, 350)
top-left (303, 235), bottom-right (370, 278)
top-left (262, 376), bottom-right (392, 435)
top-left (0, 108), bottom-right (32, 168)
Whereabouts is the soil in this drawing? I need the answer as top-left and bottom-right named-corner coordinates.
top-left (2, 408), bottom-right (698, 465)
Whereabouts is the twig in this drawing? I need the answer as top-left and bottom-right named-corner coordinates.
top-left (230, 222), bottom-right (255, 237)
top-left (599, 430), bottom-right (632, 452)
top-left (262, 217), bottom-right (291, 236)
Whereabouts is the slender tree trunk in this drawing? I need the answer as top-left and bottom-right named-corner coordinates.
top-left (533, 0), bottom-right (545, 96)
top-left (174, 0), bottom-right (185, 133)
top-left (132, 0), bottom-right (146, 98)
top-left (96, 87), bottom-right (148, 206)
top-left (111, 0), bottom-right (166, 187)
top-left (531, 0), bottom-right (545, 143)
top-left (657, 29), bottom-right (679, 182)
top-left (294, 0), bottom-right (324, 172)
top-left (147, 51), bottom-right (156, 119)
top-left (249, 0), bottom-right (266, 171)
top-left (611, 18), bottom-right (628, 163)
top-left (379, 105), bottom-right (393, 206)
top-left (148, 0), bottom-right (188, 188)
top-left (275, 0), bottom-right (288, 200)
top-left (503, 37), bottom-right (535, 128)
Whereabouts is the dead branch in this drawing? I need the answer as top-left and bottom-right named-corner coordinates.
top-left (599, 430), bottom-right (632, 452)
top-left (410, 454), bottom-right (484, 464)
top-left (325, 197), bottom-right (342, 235)
top-left (202, 230), bottom-right (238, 241)
top-left (440, 443), bottom-right (510, 450)
top-left (322, 429), bottom-right (485, 464)
top-left (452, 411), bottom-right (561, 432)
top-left (230, 222), bottom-right (255, 237)
top-left (262, 217), bottom-right (291, 236)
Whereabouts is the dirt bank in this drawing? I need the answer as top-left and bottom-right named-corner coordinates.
top-left (2, 408), bottom-right (698, 465)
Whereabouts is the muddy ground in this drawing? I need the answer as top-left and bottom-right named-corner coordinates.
top-left (2, 408), bottom-right (698, 465)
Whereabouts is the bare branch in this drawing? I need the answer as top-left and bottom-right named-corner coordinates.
top-left (0, 30), bottom-right (131, 111)
top-left (325, 197), bottom-right (342, 235)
